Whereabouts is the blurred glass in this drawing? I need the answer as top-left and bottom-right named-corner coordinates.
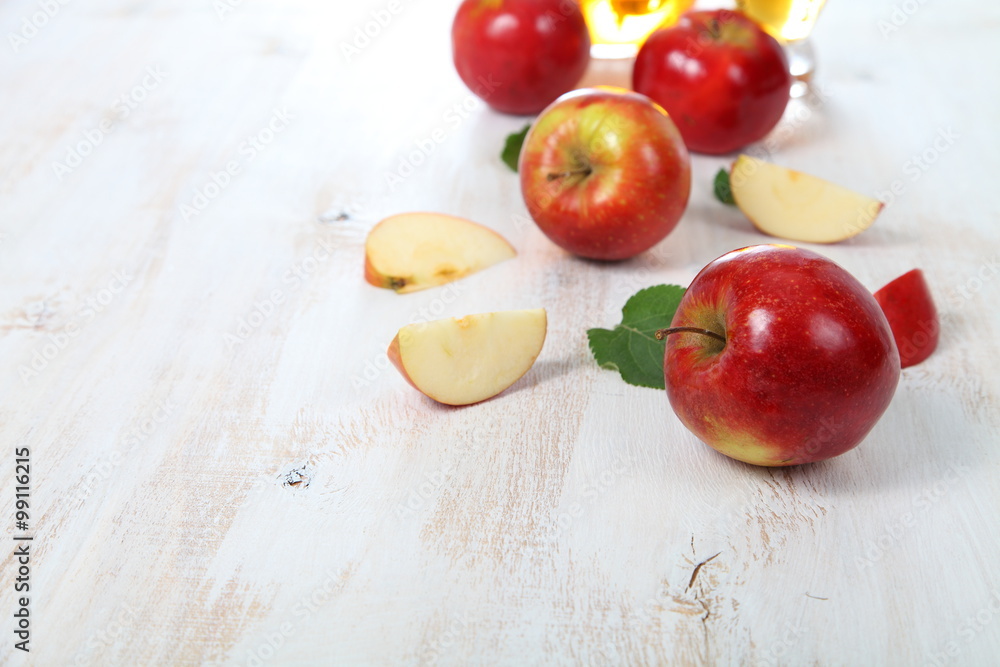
top-left (736, 0), bottom-right (827, 97)
top-left (579, 0), bottom-right (695, 59)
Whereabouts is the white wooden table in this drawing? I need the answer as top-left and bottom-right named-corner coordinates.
top-left (2, 0), bottom-right (999, 664)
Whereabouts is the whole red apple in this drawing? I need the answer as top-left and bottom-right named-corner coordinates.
top-left (662, 245), bottom-right (900, 466)
top-left (873, 268), bottom-right (939, 369)
top-left (633, 9), bottom-right (792, 155)
top-left (451, 0), bottom-right (591, 116)
top-left (519, 87), bottom-right (691, 260)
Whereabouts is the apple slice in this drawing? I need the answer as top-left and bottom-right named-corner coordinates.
top-left (364, 212), bottom-right (516, 294)
top-left (873, 269), bottom-right (939, 368)
top-left (730, 155), bottom-right (884, 243)
top-left (388, 309), bottom-right (547, 406)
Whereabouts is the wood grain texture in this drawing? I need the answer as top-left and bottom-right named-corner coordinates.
top-left (1, 0), bottom-right (999, 665)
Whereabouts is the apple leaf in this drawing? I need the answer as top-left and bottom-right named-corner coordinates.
top-left (587, 284), bottom-right (686, 389)
top-left (714, 168), bottom-right (736, 206)
top-left (501, 124), bottom-right (531, 173)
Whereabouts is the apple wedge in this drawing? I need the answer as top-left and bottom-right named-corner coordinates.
top-left (874, 268), bottom-right (939, 369)
top-left (364, 212), bottom-right (516, 294)
top-left (388, 309), bottom-right (547, 406)
top-left (730, 155), bottom-right (884, 243)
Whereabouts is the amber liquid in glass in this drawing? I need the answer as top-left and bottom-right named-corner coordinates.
top-left (735, 0), bottom-right (827, 42)
top-left (578, 0), bottom-right (694, 58)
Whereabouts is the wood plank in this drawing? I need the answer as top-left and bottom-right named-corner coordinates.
top-left (1, 0), bottom-right (998, 664)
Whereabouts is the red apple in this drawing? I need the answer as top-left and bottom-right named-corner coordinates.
top-left (633, 9), bottom-right (792, 155)
top-left (451, 0), bottom-right (591, 116)
top-left (873, 269), bottom-right (939, 369)
top-left (662, 245), bottom-right (900, 466)
top-left (519, 87), bottom-right (691, 260)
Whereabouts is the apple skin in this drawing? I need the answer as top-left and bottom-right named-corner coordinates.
top-left (633, 9), bottom-right (792, 155)
top-left (519, 87), bottom-right (691, 260)
top-left (873, 269), bottom-right (939, 369)
top-left (664, 245), bottom-right (901, 466)
top-left (451, 0), bottom-right (591, 115)
top-left (386, 333), bottom-right (417, 392)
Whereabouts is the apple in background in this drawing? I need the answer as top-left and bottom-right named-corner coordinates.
top-left (874, 269), bottom-right (939, 368)
top-left (365, 212), bottom-right (516, 293)
top-left (662, 245), bottom-right (900, 466)
top-left (388, 309), bottom-right (547, 405)
top-left (633, 9), bottom-right (792, 155)
top-left (451, 0), bottom-right (591, 115)
top-left (730, 155), bottom-right (884, 243)
top-left (519, 87), bottom-right (691, 260)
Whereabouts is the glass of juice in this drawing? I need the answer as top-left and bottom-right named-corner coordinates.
top-left (578, 0), bottom-right (695, 59)
top-left (736, 0), bottom-right (827, 96)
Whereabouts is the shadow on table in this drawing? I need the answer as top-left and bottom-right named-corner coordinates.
top-left (409, 356), bottom-right (586, 414)
top-left (733, 379), bottom-right (986, 498)
top-left (505, 356), bottom-right (587, 399)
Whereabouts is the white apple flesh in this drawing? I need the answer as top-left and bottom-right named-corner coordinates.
top-left (730, 155), bottom-right (884, 244)
top-left (388, 309), bottom-right (547, 406)
top-left (365, 212), bottom-right (516, 293)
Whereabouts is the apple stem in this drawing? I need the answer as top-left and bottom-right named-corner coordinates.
top-left (708, 16), bottom-right (724, 40)
top-left (655, 327), bottom-right (726, 344)
top-left (547, 166), bottom-right (592, 181)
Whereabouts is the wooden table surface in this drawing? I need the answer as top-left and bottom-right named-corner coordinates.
top-left (2, 0), bottom-right (999, 664)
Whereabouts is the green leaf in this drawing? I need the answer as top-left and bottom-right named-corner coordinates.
top-left (501, 124), bottom-right (531, 173)
top-left (714, 168), bottom-right (736, 206)
top-left (587, 284), bottom-right (686, 389)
